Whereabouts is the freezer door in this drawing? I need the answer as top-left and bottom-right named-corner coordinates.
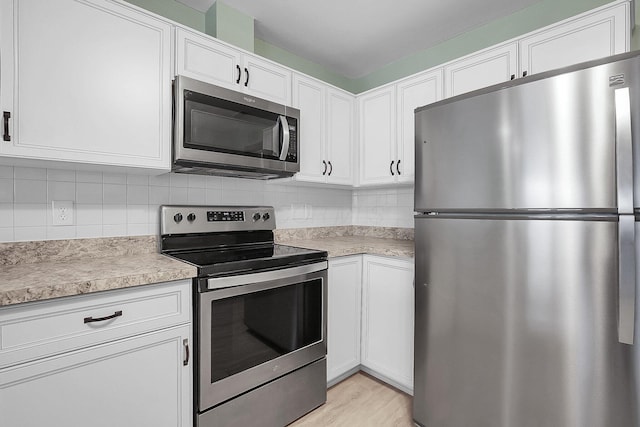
top-left (414, 216), bottom-right (638, 427)
top-left (415, 54), bottom-right (640, 212)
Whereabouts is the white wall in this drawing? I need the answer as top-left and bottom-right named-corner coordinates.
top-left (0, 165), bottom-right (353, 242)
top-left (352, 187), bottom-right (414, 228)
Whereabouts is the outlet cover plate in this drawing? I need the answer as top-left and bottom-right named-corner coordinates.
top-left (52, 200), bottom-right (74, 226)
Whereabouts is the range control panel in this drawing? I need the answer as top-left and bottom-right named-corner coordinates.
top-left (160, 205), bottom-right (276, 235)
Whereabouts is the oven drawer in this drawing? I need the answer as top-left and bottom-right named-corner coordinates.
top-left (0, 280), bottom-right (191, 369)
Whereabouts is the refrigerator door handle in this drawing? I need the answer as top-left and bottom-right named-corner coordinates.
top-left (618, 215), bottom-right (636, 345)
top-left (615, 87), bottom-right (636, 345)
top-left (615, 87), bottom-right (634, 215)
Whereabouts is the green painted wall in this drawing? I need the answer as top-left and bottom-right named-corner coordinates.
top-left (124, 0), bottom-right (204, 31)
top-left (205, 2), bottom-right (254, 52)
top-left (254, 39), bottom-right (356, 90)
top-left (125, 0), bottom-right (637, 94)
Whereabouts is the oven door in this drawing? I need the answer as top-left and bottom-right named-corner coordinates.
top-left (197, 261), bottom-right (327, 411)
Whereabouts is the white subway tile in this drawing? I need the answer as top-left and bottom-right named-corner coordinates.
top-left (149, 186), bottom-right (170, 205)
top-left (149, 173), bottom-right (170, 187)
top-left (76, 225), bottom-right (104, 239)
top-left (148, 205), bottom-right (161, 224)
top-left (47, 181), bottom-right (75, 202)
top-left (14, 180), bottom-right (47, 203)
top-left (0, 227), bottom-right (14, 242)
top-left (47, 169), bottom-right (75, 182)
top-left (127, 174), bottom-right (149, 185)
top-left (0, 203), bottom-right (13, 227)
top-left (205, 188), bottom-right (223, 204)
top-left (103, 173), bottom-right (127, 184)
top-left (127, 223), bottom-right (150, 236)
top-left (205, 176), bottom-right (223, 189)
top-left (103, 184), bottom-right (127, 204)
top-left (14, 203), bottom-right (47, 227)
top-left (0, 166), bottom-right (13, 179)
top-left (76, 182), bottom-right (102, 204)
top-left (170, 173), bottom-right (189, 188)
top-left (102, 204), bottom-right (127, 225)
top-left (188, 175), bottom-right (206, 188)
top-left (75, 171), bottom-right (103, 183)
top-left (14, 167), bottom-right (46, 180)
top-left (76, 204), bottom-right (103, 225)
top-left (103, 224), bottom-right (127, 237)
top-left (169, 188), bottom-right (189, 204)
top-left (14, 226), bottom-right (46, 241)
top-left (187, 188), bottom-right (206, 204)
top-left (127, 204), bottom-right (148, 224)
top-left (127, 185), bottom-right (149, 204)
top-left (0, 178), bottom-right (13, 203)
top-left (46, 226), bottom-right (76, 240)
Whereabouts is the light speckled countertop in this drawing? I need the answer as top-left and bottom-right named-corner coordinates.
top-left (0, 227), bottom-right (413, 307)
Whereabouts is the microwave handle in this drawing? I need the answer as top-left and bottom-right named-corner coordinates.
top-left (278, 116), bottom-right (290, 161)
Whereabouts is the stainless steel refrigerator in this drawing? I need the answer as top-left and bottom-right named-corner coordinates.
top-left (413, 51), bottom-right (640, 427)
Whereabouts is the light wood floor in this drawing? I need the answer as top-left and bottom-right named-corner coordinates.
top-left (290, 372), bottom-right (414, 426)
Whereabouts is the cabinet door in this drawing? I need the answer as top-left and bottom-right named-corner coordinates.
top-left (396, 70), bottom-right (443, 184)
top-left (327, 256), bottom-right (362, 384)
top-left (292, 75), bottom-right (327, 183)
top-left (176, 28), bottom-right (242, 91)
top-left (326, 88), bottom-right (355, 186)
top-left (519, 2), bottom-right (629, 76)
top-left (0, 325), bottom-right (192, 427)
top-left (444, 43), bottom-right (518, 98)
top-left (358, 86), bottom-right (396, 186)
top-left (0, 0), bottom-right (171, 170)
top-left (361, 256), bottom-right (414, 393)
top-left (243, 54), bottom-right (292, 105)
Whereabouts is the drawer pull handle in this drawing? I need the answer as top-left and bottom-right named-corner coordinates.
top-left (84, 310), bottom-right (123, 324)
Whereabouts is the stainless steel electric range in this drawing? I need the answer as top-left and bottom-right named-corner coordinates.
top-left (160, 205), bottom-right (327, 427)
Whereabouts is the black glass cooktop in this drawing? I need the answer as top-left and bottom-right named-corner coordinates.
top-left (166, 243), bottom-right (327, 277)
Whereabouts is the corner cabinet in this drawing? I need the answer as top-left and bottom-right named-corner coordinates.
top-left (327, 256), bottom-right (362, 384)
top-left (359, 70), bottom-right (442, 186)
top-left (0, 280), bottom-right (193, 427)
top-left (0, 0), bottom-right (172, 171)
top-left (292, 74), bottom-right (354, 185)
top-left (176, 28), bottom-right (291, 105)
top-left (360, 255), bottom-right (414, 394)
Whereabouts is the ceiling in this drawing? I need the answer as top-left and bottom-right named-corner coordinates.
top-left (177, 0), bottom-right (541, 78)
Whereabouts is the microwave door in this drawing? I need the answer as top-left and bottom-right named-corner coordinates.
top-left (264, 116), bottom-right (289, 160)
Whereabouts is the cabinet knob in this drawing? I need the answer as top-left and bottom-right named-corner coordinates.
top-left (3, 111), bottom-right (10, 142)
top-left (510, 74), bottom-right (515, 80)
top-left (236, 65), bottom-right (241, 84)
top-left (244, 67), bottom-right (249, 87)
top-left (328, 161), bottom-right (333, 176)
top-left (522, 71), bottom-right (528, 77)
top-left (322, 160), bottom-right (327, 176)
top-left (390, 160), bottom-right (395, 176)
top-left (396, 159), bottom-right (401, 176)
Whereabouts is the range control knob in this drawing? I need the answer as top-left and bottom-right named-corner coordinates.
top-left (262, 212), bottom-right (270, 221)
top-left (174, 213), bottom-right (183, 223)
top-left (187, 213), bottom-right (196, 222)
top-left (252, 212), bottom-right (261, 222)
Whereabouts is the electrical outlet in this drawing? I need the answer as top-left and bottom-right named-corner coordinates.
top-left (52, 200), bottom-right (74, 226)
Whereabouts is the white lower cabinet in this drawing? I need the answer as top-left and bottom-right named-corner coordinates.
top-left (0, 280), bottom-right (193, 427)
top-left (361, 255), bottom-right (414, 394)
top-left (327, 256), bottom-right (362, 384)
top-left (327, 255), bottom-right (415, 395)
top-left (0, 325), bottom-right (191, 427)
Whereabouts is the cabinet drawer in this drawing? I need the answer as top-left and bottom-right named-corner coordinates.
top-left (0, 280), bottom-right (191, 369)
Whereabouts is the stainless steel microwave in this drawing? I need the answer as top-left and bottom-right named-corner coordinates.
top-left (173, 76), bottom-right (300, 179)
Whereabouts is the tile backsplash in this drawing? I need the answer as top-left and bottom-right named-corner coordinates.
top-left (0, 165), bottom-right (415, 242)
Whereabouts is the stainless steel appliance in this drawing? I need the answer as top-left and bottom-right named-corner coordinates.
top-left (160, 205), bottom-right (327, 426)
top-left (413, 51), bottom-right (640, 427)
top-left (173, 76), bottom-right (300, 179)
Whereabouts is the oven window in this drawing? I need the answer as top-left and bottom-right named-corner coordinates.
top-left (210, 279), bottom-right (322, 383)
top-left (184, 91), bottom-right (282, 160)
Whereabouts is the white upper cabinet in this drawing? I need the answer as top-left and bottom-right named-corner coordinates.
top-left (325, 88), bottom-right (355, 186)
top-left (359, 69), bottom-right (443, 186)
top-left (519, 1), bottom-right (630, 76)
top-left (395, 70), bottom-right (443, 183)
top-left (0, 0), bottom-right (172, 171)
top-left (291, 74), bottom-right (354, 185)
top-left (358, 86), bottom-right (396, 186)
top-left (176, 28), bottom-right (291, 105)
top-left (444, 43), bottom-right (518, 98)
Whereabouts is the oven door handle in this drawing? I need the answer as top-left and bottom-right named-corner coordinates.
top-left (206, 261), bottom-right (327, 290)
